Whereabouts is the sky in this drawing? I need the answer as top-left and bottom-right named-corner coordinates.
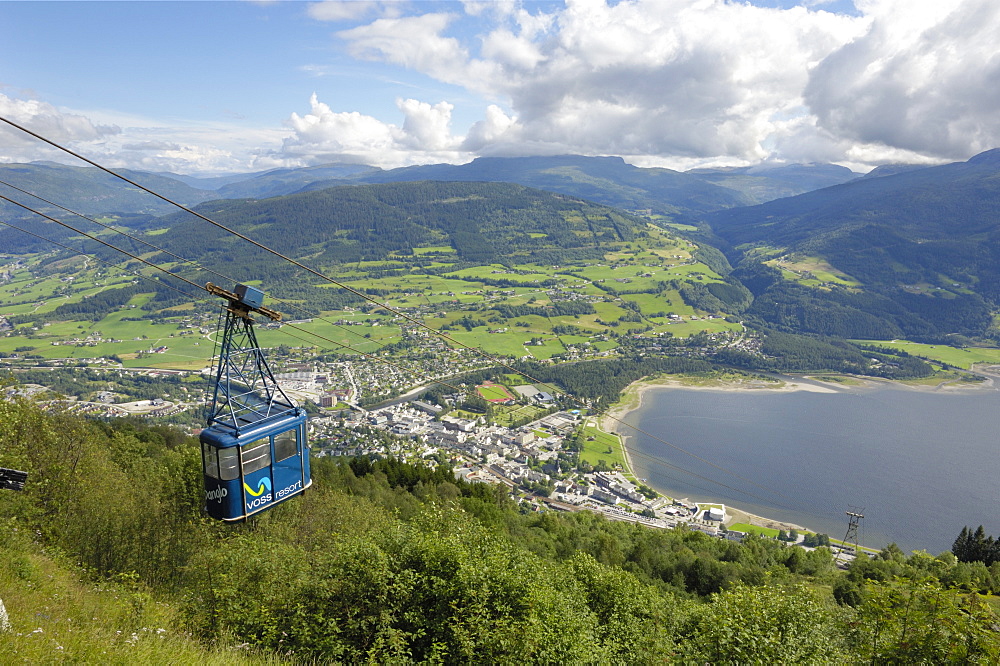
top-left (1, 0), bottom-right (998, 175)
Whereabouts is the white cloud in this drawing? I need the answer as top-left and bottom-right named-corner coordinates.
top-left (286, 95), bottom-right (396, 154)
top-left (480, 29), bottom-right (545, 70)
top-left (0, 94), bottom-right (121, 163)
top-left (462, 105), bottom-right (517, 151)
top-left (396, 99), bottom-right (460, 150)
top-left (806, 0), bottom-right (1000, 161)
top-left (9, 0), bottom-right (1000, 173)
top-left (307, 1), bottom-right (397, 23)
top-left (337, 13), bottom-right (464, 73)
top-left (0, 92), bottom-right (291, 174)
top-left (333, 0), bottom-right (875, 166)
top-left (278, 93), bottom-right (469, 167)
top-left (461, 1), bottom-right (518, 18)
top-left (327, 0), bottom-right (1000, 169)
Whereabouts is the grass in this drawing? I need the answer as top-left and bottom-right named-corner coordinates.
top-left (577, 422), bottom-right (630, 472)
top-left (808, 374), bottom-right (867, 386)
top-left (521, 337), bottom-right (566, 360)
top-left (851, 339), bottom-right (1000, 370)
top-left (476, 382), bottom-right (515, 402)
top-left (491, 402), bottom-right (548, 427)
top-left (728, 522), bottom-right (780, 538)
top-left (412, 245), bottom-right (456, 256)
top-left (0, 530), bottom-right (279, 664)
top-left (447, 330), bottom-right (547, 358)
top-left (898, 370), bottom-right (981, 387)
top-left (765, 254), bottom-right (861, 288)
top-left (2, 225), bottom-right (743, 372)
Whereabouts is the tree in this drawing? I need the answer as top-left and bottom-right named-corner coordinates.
top-left (953, 525), bottom-right (999, 565)
top-left (853, 579), bottom-right (1000, 662)
top-left (953, 526), bottom-right (972, 561)
top-left (832, 577), bottom-right (862, 607)
top-left (675, 584), bottom-right (845, 663)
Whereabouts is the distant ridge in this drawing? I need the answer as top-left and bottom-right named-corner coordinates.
top-left (701, 149), bottom-right (1000, 340)
top-left (0, 154), bottom-right (859, 222)
top-left (0, 162), bottom-right (216, 217)
top-left (307, 154), bottom-right (859, 216)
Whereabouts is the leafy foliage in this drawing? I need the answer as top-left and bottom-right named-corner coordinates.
top-left (2, 399), bottom-right (999, 663)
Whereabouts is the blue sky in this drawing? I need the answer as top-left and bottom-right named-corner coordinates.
top-left (2, 0), bottom-right (998, 174)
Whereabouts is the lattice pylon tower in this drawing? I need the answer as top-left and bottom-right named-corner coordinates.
top-left (835, 508), bottom-right (865, 564)
top-left (208, 305), bottom-right (296, 435)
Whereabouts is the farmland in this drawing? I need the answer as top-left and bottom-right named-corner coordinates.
top-left (851, 339), bottom-right (1000, 370)
top-left (0, 222), bottom-right (740, 378)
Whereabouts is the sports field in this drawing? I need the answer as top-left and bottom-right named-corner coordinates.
top-left (476, 381), bottom-right (516, 402)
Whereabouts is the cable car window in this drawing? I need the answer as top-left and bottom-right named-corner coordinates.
top-left (218, 447), bottom-right (240, 481)
top-left (274, 430), bottom-right (298, 462)
top-left (242, 438), bottom-right (271, 474)
top-left (203, 442), bottom-right (220, 479)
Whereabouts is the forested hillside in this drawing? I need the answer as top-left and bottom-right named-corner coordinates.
top-left (152, 180), bottom-right (644, 276)
top-left (4, 157), bottom-right (1000, 357)
top-left (2, 398), bottom-right (998, 663)
top-left (701, 150), bottom-right (1000, 341)
top-left (0, 162), bottom-right (215, 218)
top-left (0, 156), bottom-right (858, 229)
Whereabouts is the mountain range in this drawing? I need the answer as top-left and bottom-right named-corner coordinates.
top-left (0, 154), bottom-right (858, 222)
top-left (153, 180), bottom-right (645, 274)
top-left (2, 150), bottom-right (1000, 343)
top-left (700, 149), bottom-right (1000, 341)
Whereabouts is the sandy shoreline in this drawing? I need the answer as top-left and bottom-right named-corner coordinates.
top-left (600, 370), bottom-right (997, 536)
top-left (599, 374), bottom-right (836, 533)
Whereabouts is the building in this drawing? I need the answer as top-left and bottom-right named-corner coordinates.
top-left (411, 400), bottom-right (443, 416)
top-left (705, 506), bottom-right (727, 522)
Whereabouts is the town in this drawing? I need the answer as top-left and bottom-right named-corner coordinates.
top-left (313, 394), bottom-right (735, 536)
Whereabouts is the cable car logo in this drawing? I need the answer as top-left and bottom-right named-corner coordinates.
top-left (205, 487), bottom-right (228, 503)
top-left (244, 477), bottom-right (272, 497)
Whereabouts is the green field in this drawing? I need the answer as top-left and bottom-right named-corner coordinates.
top-left (851, 340), bottom-right (1000, 369)
top-left (491, 402), bottom-right (548, 427)
top-left (412, 245), bottom-right (457, 256)
top-left (765, 254), bottom-right (861, 288)
top-left (476, 382), bottom-right (515, 402)
top-left (1, 222), bottom-right (746, 374)
top-left (578, 422), bottom-right (630, 471)
top-left (728, 523), bottom-right (780, 538)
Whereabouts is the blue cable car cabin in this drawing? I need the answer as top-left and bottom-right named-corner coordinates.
top-left (200, 282), bottom-right (311, 521)
top-left (201, 410), bottom-right (309, 521)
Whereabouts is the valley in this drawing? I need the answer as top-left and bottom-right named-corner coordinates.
top-left (4, 2), bottom-right (1000, 660)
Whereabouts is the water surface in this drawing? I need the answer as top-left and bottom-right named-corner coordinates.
top-left (623, 381), bottom-right (1000, 553)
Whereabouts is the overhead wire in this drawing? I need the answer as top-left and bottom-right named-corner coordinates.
top-left (2, 199), bottom-right (780, 508)
top-left (0, 218), bottom-right (205, 306)
top-left (0, 116), bottom-right (633, 405)
top-left (0, 182), bottom-right (477, 412)
top-left (0, 114), bottom-right (800, 507)
top-left (0, 193), bottom-right (473, 399)
top-left (0, 176), bottom-right (405, 357)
